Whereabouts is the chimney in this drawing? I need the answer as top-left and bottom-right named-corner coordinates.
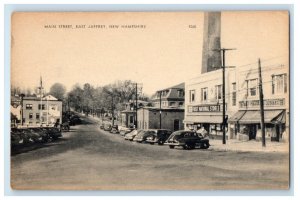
top-left (201, 12), bottom-right (222, 73)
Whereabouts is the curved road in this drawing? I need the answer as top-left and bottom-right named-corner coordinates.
top-left (11, 115), bottom-right (289, 190)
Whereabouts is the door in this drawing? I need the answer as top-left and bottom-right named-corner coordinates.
top-left (249, 125), bottom-right (257, 140)
top-left (174, 119), bottom-right (180, 131)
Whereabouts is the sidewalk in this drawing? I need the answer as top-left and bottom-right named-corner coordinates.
top-left (209, 139), bottom-right (289, 153)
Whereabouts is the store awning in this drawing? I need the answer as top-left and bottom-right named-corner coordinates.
top-left (183, 115), bottom-right (223, 124)
top-left (229, 110), bottom-right (285, 124)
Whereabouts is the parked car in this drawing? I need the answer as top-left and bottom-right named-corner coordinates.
top-left (146, 129), bottom-right (172, 145)
top-left (119, 128), bottom-right (135, 136)
top-left (11, 128), bottom-right (25, 148)
top-left (69, 116), bottom-right (81, 126)
top-left (164, 130), bottom-right (210, 150)
top-left (110, 125), bottom-right (119, 134)
top-left (103, 123), bottom-right (112, 131)
top-left (61, 121), bottom-right (70, 131)
top-left (124, 129), bottom-right (143, 141)
top-left (133, 129), bottom-right (157, 143)
top-left (47, 127), bottom-right (62, 140)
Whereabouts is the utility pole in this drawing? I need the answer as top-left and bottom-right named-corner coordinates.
top-left (258, 58), bottom-right (266, 147)
top-left (135, 82), bottom-right (138, 129)
top-left (111, 95), bottom-right (114, 126)
top-left (20, 93), bottom-right (25, 126)
top-left (159, 91), bottom-right (162, 129)
top-left (213, 48), bottom-right (236, 144)
top-left (39, 76), bottom-right (44, 127)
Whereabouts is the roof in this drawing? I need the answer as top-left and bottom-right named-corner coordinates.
top-left (159, 82), bottom-right (185, 91)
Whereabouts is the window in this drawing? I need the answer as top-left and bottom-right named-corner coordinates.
top-left (201, 87), bottom-right (208, 102)
top-left (38, 104), bottom-right (45, 110)
top-left (215, 85), bottom-right (222, 100)
top-left (25, 104), bottom-right (33, 110)
top-left (189, 90), bottom-right (195, 102)
top-left (36, 113), bottom-right (40, 120)
top-left (272, 74), bottom-right (287, 94)
top-left (177, 89), bottom-right (184, 98)
top-left (232, 83), bottom-right (237, 106)
top-left (247, 79), bottom-right (258, 97)
top-left (169, 102), bottom-right (176, 107)
top-left (29, 113), bottom-right (33, 119)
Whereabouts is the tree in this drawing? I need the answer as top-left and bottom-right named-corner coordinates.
top-left (49, 83), bottom-right (66, 100)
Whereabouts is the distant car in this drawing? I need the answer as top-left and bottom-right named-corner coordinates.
top-left (69, 116), bottom-right (81, 126)
top-left (110, 125), bottom-right (119, 134)
top-left (146, 129), bottom-right (172, 145)
top-left (103, 123), bottom-right (112, 131)
top-left (164, 130), bottom-right (210, 150)
top-left (99, 124), bottom-right (104, 129)
top-left (119, 128), bottom-right (135, 136)
top-left (124, 129), bottom-right (143, 141)
top-left (133, 130), bottom-right (157, 143)
top-left (47, 127), bottom-right (62, 140)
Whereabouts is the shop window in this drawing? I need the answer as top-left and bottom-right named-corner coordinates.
top-left (201, 87), bottom-right (208, 102)
top-left (247, 79), bottom-right (258, 97)
top-left (215, 85), bottom-right (222, 100)
top-left (25, 104), bottom-right (33, 110)
top-left (189, 90), bottom-right (195, 102)
top-left (232, 83), bottom-right (236, 106)
top-left (272, 74), bottom-right (287, 94)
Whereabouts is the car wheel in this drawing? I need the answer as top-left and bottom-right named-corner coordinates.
top-left (169, 145), bottom-right (175, 149)
top-left (202, 142), bottom-right (209, 149)
top-left (158, 140), bottom-right (164, 145)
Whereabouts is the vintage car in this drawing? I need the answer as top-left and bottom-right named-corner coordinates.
top-left (164, 130), bottom-right (210, 150)
top-left (145, 129), bottom-right (172, 145)
top-left (103, 123), bottom-right (112, 131)
top-left (124, 129), bottom-right (143, 141)
top-left (110, 125), bottom-right (119, 134)
top-left (119, 128), bottom-right (135, 136)
top-left (99, 123), bottom-right (104, 129)
top-left (133, 130), bottom-right (156, 143)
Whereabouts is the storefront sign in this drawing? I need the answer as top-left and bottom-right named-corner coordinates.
top-left (239, 98), bottom-right (285, 109)
top-left (188, 104), bottom-right (226, 113)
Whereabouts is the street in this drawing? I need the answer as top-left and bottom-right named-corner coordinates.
top-left (11, 116), bottom-right (289, 190)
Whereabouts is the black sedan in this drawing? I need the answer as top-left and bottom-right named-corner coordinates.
top-left (164, 130), bottom-right (210, 150)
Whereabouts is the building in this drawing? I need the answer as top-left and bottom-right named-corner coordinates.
top-left (137, 107), bottom-right (184, 131)
top-left (20, 94), bottom-right (63, 127)
top-left (184, 62), bottom-right (289, 142)
top-left (184, 68), bottom-right (236, 139)
top-left (151, 82), bottom-right (185, 108)
top-left (228, 63), bottom-right (289, 142)
top-left (120, 100), bottom-right (150, 128)
top-left (136, 83), bottom-right (185, 131)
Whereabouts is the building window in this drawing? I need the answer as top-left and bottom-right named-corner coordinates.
top-left (272, 74), bottom-right (287, 94)
top-left (29, 113), bottom-right (33, 119)
top-left (215, 85), bottom-right (222, 100)
top-left (169, 102), bottom-right (176, 107)
top-left (177, 89), bottom-right (184, 98)
top-left (38, 104), bottom-right (45, 110)
top-left (232, 83), bottom-right (237, 106)
top-left (36, 113), bottom-right (40, 120)
top-left (189, 90), bottom-right (195, 102)
top-left (201, 87), bottom-right (208, 102)
top-left (247, 79), bottom-right (258, 97)
top-left (25, 104), bottom-right (33, 110)
top-left (179, 102), bottom-right (184, 107)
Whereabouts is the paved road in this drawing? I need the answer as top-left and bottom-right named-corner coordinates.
top-left (11, 116), bottom-right (289, 190)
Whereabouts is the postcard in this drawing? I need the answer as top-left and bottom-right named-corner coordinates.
top-left (10, 11), bottom-right (289, 190)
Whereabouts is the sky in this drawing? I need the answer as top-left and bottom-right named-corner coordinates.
top-left (11, 11), bottom-right (289, 96)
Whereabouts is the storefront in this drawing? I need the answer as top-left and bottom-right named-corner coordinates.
top-left (184, 104), bottom-right (229, 139)
top-left (229, 101), bottom-right (286, 142)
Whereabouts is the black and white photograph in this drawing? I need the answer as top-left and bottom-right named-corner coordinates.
top-left (9, 11), bottom-right (290, 190)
